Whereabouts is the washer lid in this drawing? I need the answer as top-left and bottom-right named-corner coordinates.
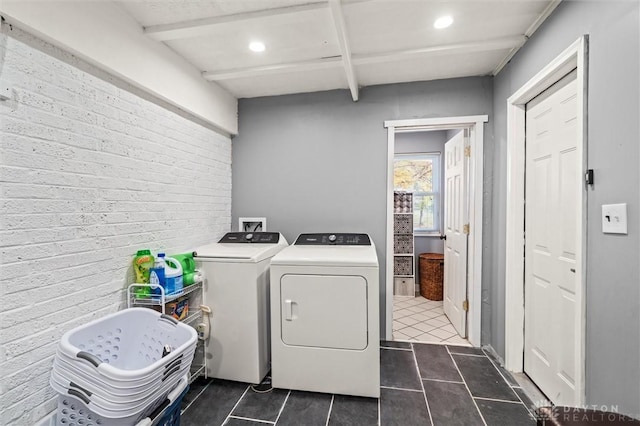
top-left (270, 244), bottom-right (379, 268)
top-left (194, 233), bottom-right (288, 263)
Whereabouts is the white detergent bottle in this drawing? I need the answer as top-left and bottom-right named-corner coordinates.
top-left (164, 257), bottom-right (184, 295)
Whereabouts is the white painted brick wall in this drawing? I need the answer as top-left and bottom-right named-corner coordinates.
top-left (0, 26), bottom-right (232, 425)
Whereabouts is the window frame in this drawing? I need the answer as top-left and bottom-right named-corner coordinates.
top-left (393, 152), bottom-right (442, 236)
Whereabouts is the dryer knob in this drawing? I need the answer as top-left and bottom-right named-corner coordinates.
top-left (245, 233), bottom-right (254, 241)
top-left (328, 234), bottom-right (337, 243)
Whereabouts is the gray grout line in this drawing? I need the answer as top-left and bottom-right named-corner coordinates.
top-left (180, 379), bottom-right (214, 415)
top-left (446, 345), bottom-right (489, 426)
top-left (324, 394), bottom-right (334, 426)
top-left (512, 388), bottom-right (537, 418)
top-left (448, 353), bottom-right (486, 357)
top-left (397, 340), bottom-right (451, 347)
top-left (394, 317), bottom-right (470, 345)
top-left (396, 321), bottom-right (457, 332)
top-left (394, 326), bottom-right (455, 341)
top-left (409, 343), bottom-right (435, 426)
top-left (481, 349), bottom-right (519, 391)
top-left (473, 396), bottom-right (527, 405)
top-left (182, 343), bottom-right (524, 425)
top-left (380, 385), bottom-right (424, 393)
top-left (380, 346), bottom-right (413, 352)
top-left (222, 385), bottom-right (251, 425)
top-left (395, 313), bottom-right (447, 322)
top-left (444, 342), bottom-right (474, 346)
top-left (421, 378), bottom-right (466, 385)
top-left (228, 415), bottom-right (275, 424)
top-left (273, 390), bottom-right (291, 425)
top-left (445, 340), bottom-right (474, 347)
top-left (394, 299), bottom-right (466, 339)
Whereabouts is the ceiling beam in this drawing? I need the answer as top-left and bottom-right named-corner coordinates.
top-left (203, 57), bottom-right (343, 81)
top-left (328, 0), bottom-right (359, 101)
top-left (144, 2), bottom-right (328, 41)
top-left (355, 36), bottom-right (527, 66)
top-left (202, 36), bottom-right (526, 82)
top-left (492, 0), bottom-right (563, 75)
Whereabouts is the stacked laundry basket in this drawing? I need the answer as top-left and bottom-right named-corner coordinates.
top-left (50, 308), bottom-right (198, 425)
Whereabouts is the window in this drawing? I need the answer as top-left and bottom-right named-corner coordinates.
top-left (393, 153), bottom-right (441, 234)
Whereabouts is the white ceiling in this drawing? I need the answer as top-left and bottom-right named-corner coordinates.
top-left (117, 0), bottom-right (560, 100)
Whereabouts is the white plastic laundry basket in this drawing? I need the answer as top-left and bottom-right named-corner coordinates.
top-left (50, 369), bottom-right (181, 411)
top-left (54, 374), bottom-right (188, 426)
top-left (58, 308), bottom-right (197, 381)
top-left (53, 346), bottom-right (195, 391)
top-left (51, 308), bottom-right (197, 426)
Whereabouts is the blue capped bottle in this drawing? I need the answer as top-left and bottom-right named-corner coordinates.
top-left (150, 253), bottom-right (167, 295)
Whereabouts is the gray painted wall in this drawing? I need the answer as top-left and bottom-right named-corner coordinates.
top-left (395, 130), bottom-right (446, 156)
top-left (446, 128), bottom-right (463, 141)
top-left (232, 77), bottom-right (493, 337)
top-left (492, 0), bottom-right (639, 416)
top-left (395, 131), bottom-right (446, 283)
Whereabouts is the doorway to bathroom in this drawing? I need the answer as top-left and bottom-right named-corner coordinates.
top-left (384, 116), bottom-right (488, 347)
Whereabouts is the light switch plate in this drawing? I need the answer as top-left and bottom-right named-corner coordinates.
top-left (602, 203), bottom-right (627, 234)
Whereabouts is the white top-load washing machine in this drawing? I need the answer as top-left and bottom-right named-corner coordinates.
top-left (194, 232), bottom-right (288, 384)
top-left (270, 233), bottom-right (380, 398)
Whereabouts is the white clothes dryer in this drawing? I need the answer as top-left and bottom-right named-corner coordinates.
top-left (194, 232), bottom-right (288, 384)
top-left (270, 233), bottom-right (380, 398)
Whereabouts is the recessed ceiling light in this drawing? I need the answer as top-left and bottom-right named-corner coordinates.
top-left (434, 15), bottom-right (453, 29)
top-left (249, 41), bottom-right (266, 52)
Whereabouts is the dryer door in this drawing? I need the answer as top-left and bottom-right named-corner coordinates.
top-left (280, 274), bottom-right (368, 350)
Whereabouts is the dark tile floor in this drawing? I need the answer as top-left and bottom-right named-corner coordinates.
top-left (181, 342), bottom-right (537, 425)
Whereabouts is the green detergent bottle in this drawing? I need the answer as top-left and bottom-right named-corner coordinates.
top-left (133, 249), bottom-right (155, 297)
top-left (170, 253), bottom-right (197, 286)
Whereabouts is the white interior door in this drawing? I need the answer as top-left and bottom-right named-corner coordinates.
top-left (443, 130), bottom-right (468, 337)
top-left (524, 70), bottom-right (579, 405)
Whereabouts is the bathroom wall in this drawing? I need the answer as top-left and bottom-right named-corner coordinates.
top-left (0, 27), bottom-right (232, 424)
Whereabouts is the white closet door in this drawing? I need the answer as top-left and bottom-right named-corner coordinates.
top-left (524, 70), bottom-right (579, 405)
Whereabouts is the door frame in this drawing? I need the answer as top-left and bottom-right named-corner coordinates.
top-left (504, 36), bottom-right (588, 404)
top-left (384, 115), bottom-right (488, 347)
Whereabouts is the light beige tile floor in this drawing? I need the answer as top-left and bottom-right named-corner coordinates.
top-left (393, 295), bottom-right (471, 346)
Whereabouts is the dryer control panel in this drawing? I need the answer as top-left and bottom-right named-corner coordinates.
top-left (218, 232), bottom-right (280, 244)
top-left (295, 233), bottom-right (371, 246)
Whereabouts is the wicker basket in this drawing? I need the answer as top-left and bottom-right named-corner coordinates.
top-left (419, 253), bottom-right (444, 301)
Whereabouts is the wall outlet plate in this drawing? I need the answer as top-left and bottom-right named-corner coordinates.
top-left (602, 203), bottom-right (627, 234)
